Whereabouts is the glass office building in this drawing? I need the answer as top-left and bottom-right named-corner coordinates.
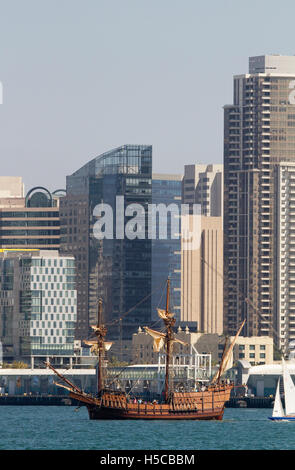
top-left (60, 145), bottom-right (152, 342)
top-left (151, 174), bottom-right (182, 322)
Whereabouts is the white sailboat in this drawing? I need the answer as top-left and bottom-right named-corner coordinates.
top-left (269, 358), bottom-right (295, 421)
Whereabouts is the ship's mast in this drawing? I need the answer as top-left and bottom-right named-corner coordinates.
top-left (96, 298), bottom-right (107, 395)
top-left (164, 279), bottom-right (175, 402)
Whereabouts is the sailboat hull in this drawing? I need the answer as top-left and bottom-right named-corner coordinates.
top-left (268, 416), bottom-right (295, 421)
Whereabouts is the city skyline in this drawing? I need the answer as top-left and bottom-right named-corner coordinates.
top-left (0, 0), bottom-right (295, 190)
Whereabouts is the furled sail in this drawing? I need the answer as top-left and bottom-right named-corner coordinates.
top-left (104, 342), bottom-right (113, 351)
top-left (84, 339), bottom-right (113, 354)
top-left (84, 340), bottom-right (98, 346)
top-left (144, 327), bottom-right (188, 352)
top-left (282, 358), bottom-right (295, 416)
top-left (211, 319), bottom-right (246, 384)
top-left (157, 308), bottom-right (174, 321)
top-left (272, 378), bottom-right (285, 418)
top-left (144, 327), bottom-right (166, 352)
top-left (90, 325), bottom-right (100, 332)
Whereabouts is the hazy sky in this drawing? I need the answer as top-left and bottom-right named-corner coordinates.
top-left (0, 0), bottom-right (295, 191)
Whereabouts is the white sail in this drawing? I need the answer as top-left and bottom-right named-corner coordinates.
top-left (272, 378), bottom-right (285, 418)
top-left (282, 358), bottom-right (295, 416)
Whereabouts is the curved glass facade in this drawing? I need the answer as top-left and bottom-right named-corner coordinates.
top-left (61, 145), bottom-right (152, 346)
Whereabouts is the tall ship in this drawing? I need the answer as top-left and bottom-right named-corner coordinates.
top-left (47, 281), bottom-right (245, 420)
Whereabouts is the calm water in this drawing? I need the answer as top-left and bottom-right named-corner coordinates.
top-left (0, 406), bottom-right (294, 450)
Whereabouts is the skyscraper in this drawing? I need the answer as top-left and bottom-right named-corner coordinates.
top-left (151, 173), bottom-right (182, 322)
top-left (224, 55), bottom-right (295, 346)
top-left (180, 164), bottom-right (224, 333)
top-left (182, 164), bottom-right (223, 217)
top-left (60, 145), bottom-right (152, 344)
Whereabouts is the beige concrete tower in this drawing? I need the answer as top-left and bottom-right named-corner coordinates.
top-left (181, 215), bottom-right (223, 334)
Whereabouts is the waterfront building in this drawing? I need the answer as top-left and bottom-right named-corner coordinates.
top-left (194, 334), bottom-right (273, 367)
top-left (60, 145), bottom-right (152, 345)
top-left (0, 250), bottom-right (76, 362)
top-left (180, 215), bottom-right (223, 334)
top-left (224, 55), bottom-right (295, 343)
top-left (132, 325), bottom-right (272, 367)
top-left (151, 173), bottom-right (182, 322)
top-left (132, 325), bottom-right (207, 364)
top-left (231, 335), bottom-right (273, 366)
top-left (236, 359), bottom-right (294, 398)
top-left (182, 164), bottom-right (223, 216)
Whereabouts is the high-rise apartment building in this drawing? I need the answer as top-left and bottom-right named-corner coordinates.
top-left (151, 174), bottom-right (182, 321)
top-left (60, 145), bottom-right (152, 343)
top-left (276, 162), bottom-right (295, 352)
top-left (224, 55), bottom-right (295, 345)
top-left (0, 250), bottom-right (76, 362)
top-left (182, 164), bottom-right (223, 216)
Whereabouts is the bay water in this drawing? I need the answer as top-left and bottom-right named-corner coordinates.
top-left (0, 406), bottom-right (293, 450)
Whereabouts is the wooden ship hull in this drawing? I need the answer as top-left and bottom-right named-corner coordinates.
top-left (68, 385), bottom-right (232, 421)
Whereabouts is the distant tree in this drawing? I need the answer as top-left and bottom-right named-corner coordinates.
top-left (273, 345), bottom-right (283, 361)
top-left (107, 355), bottom-right (129, 367)
top-left (2, 361), bottom-right (28, 369)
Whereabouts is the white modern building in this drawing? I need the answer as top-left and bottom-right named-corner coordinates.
top-left (0, 250), bottom-right (77, 362)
